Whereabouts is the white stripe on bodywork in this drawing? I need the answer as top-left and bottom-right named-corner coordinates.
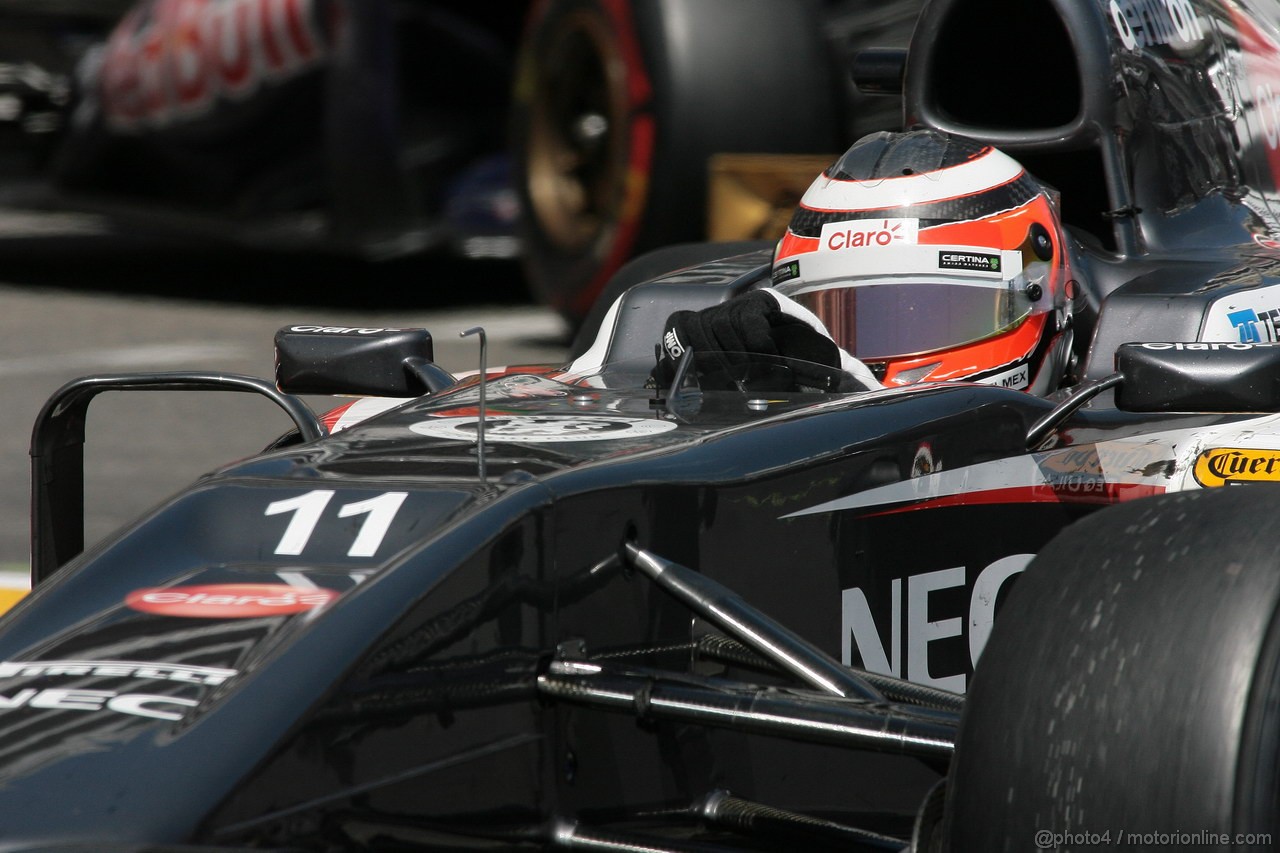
top-left (781, 418), bottom-right (1280, 519)
top-left (782, 454), bottom-right (1049, 518)
top-left (330, 396), bottom-right (411, 432)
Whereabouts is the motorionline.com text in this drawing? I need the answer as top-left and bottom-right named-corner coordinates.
top-left (1035, 829), bottom-right (1271, 848)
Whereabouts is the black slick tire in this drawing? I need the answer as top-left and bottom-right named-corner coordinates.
top-left (946, 486), bottom-right (1280, 851)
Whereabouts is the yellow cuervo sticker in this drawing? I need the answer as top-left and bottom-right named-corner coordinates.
top-left (1193, 448), bottom-right (1280, 487)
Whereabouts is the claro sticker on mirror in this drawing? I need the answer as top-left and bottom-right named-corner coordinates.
top-left (1193, 448), bottom-right (1280, 487)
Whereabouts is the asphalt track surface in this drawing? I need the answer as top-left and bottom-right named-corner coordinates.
top-left (0, 240), bottom-right (570, 581)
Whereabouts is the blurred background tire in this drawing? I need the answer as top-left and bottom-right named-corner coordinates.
top-left (511, 0), bottom-right (846, 326)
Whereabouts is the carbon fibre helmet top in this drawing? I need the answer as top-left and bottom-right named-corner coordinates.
top-left (772, 130), bottom-right (1074, 394)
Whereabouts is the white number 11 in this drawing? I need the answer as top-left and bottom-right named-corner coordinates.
top-left (265, 490), bottom-right (408, 557)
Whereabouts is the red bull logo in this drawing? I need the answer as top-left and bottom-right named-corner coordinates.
top-left (100, 0), bottom-right (328, 130)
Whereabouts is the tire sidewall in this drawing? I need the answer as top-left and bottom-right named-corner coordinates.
top-left (512, 0), bottom-right (659, 320)
top-left (946, 486), bottom-right (1280, 851)
top-left (512, 0), bottom-right (843, 322)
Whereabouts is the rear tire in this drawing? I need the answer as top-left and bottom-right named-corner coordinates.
top-left (511, 0), bottom-right (844, 324)
top-left (947, 486), bottom-right (1280, 851)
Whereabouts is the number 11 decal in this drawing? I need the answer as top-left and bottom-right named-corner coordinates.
top-left (265, 491), bottom-right (409, 557)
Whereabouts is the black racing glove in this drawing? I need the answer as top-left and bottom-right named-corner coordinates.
top-left (651, 291), bottom-right (852, 392)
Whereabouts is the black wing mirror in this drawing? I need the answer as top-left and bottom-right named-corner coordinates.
top-left (1026, 342), bottom-right (1280, 449)
top-left (274, 325), bottom-right (457, 397)
top-left (1115, 342), bottom-right (1280, 412)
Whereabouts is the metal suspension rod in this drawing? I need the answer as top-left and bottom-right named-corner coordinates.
top-left (538, 662), bottom-right (955, 761)
top-left (623, 543), bottom-right (884, 702)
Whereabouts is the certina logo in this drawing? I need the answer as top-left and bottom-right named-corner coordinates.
top-left (1194, 448), bottom-right (1280, 487)
top-left (1109, 0), bottom-right (1204, 51)
top-left (288, 326), bottom-right (403, 335)
top-left (126, 583), bottom-right (339, 618)
top-left (771, 260), bottom-right (801, 285)
top-left (820, 218), bottom-right (918, 251)
top-left (938, 251), bottom-right (999, 273)
top-left (842, 555), bottom-right (1032, 694)
top-left (0, 660), bottom-right (237, 686)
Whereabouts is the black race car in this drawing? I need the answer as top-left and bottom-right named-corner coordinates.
top-left (7, 0), bottom-right (1280, 849)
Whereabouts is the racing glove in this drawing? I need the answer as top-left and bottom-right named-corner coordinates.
top-left (652, 289), bottom-right (881, 393)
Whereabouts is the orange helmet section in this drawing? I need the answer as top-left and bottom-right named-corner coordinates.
top-left (771, 130), bottom-right (1074, 393)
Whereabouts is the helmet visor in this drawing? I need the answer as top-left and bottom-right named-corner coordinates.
top-left (786, 276), bottom-right (1037, 361)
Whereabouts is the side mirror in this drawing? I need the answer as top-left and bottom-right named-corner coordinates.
top-left (1115, 342), bottom-right (1280, 412)
top-left (275, 325), bottom-right (457, 397)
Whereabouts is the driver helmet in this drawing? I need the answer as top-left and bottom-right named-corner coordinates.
top-left (770, 130), bottom-right (1074, 393)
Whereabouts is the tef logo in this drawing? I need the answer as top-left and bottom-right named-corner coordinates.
top-left (821, 218), bottom-right (917, 251)
top-left (126, 583), bottom-right (339, 618)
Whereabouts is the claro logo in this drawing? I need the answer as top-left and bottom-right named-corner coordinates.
top-left (1140, 342), bottom-right (1272, 351)
top-left (126, 583), bottom-right (339, 618)
top-left (287, 326), bottom-right (403, 334)
top-left (820, 218), bottom-right (918, 251)
top-left (1194, 448), bottom-right (1280, 487)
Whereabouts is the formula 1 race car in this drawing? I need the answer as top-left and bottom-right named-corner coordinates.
top-left (9, 0), bottom-right (1280, 849)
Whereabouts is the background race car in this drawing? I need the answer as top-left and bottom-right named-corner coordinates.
top-left (0, 0), bottom-right (922, 321)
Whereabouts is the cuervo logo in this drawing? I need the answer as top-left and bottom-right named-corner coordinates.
top-left (1194, 448), bottom-right (1280, 487)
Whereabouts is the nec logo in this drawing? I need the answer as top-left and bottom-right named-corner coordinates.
top-left (820, 218), bottom-right (918, 251)
top-left (841, 555), bottom-right (1032, 694)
